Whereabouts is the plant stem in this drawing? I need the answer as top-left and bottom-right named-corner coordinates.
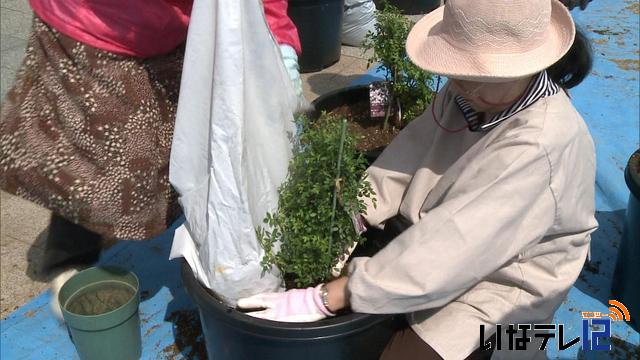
top-left (383, 68), bottom-right (398, 132)
top-left (328, 119), bottom-right (348, 260)
top-left (383, 93), bottom-right (393, 132)
top-left (395, 97), bottom-right (402, 128)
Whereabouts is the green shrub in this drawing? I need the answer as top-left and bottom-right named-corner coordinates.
top-left (257, 114), bottom-right (376, 288)
top-left (363, 1), bottom-right (435, 127)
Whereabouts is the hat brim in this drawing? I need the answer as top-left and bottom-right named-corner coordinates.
top-left (406, 0), bottom-right (575, 82)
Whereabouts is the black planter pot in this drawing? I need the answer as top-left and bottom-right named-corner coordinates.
top-left (377, 0), bottom-right (440, 15)
top-left (288, 0), bottom-right (345, 73)
top-left (612, 148), bottom-right (640, 331)
top-left (311, 84), bottom-right (385, 164)
top-left (181, 261), bottom-right (400, 360)
top-left (311, 84), bottom-right (370, 116)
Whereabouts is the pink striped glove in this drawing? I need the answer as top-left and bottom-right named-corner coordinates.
top-left (237, 285), bottom-right (335, 322)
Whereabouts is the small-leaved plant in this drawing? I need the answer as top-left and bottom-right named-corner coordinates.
top-left (257, 114), bottom-right (376, 288)
top-left (363, 1), bottom-right (435, 129)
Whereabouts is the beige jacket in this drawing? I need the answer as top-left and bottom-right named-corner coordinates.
top-left (347, 84), bottom-right (597, 359)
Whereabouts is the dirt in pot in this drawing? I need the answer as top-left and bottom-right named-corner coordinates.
top-left (65, 281), bottom-right (135, 315)
top-left (327, 100), bottom-right (401, 152)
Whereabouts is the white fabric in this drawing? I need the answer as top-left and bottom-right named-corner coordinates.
top-left (342, 0), bottom-right (377, 47)
top-left (50, 268), bottom-right (79, 321)
top-left (169, 0), bottom-right (299, 305)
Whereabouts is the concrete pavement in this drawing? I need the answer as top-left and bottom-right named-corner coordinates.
top-left (0, 0), bottom-right (52, 319)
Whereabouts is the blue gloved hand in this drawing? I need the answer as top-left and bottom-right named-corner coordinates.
top-left (280, 44), bottom-right (304, 101)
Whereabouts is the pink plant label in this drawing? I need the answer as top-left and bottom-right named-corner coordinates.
top-left (369, 81), bottom-right (391, 118)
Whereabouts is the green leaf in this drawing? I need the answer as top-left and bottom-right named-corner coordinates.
top-left (256, 114), bottom-right (376, 288)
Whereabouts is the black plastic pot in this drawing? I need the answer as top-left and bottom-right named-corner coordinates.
top-left (377, 0), bottom-right (440, 15)
top-left (311, 84), bottom-right (369, 116)
top-left (310, 84), bottom-right (384, 164)
top-left (288, 0), bottom-right (345, 73)
top-left (181, 261), bottom-right (399, 360)
top-left (612, 148), bottom-right (640, 331)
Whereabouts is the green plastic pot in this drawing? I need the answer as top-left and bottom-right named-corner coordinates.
top-left (59, 266), bottom-right (141, 360)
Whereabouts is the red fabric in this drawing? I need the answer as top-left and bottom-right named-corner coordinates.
top-left (29, 0), bottom-right (300, 58)
top-left (263, 0), bottom-right (302, 55)
top-left (29, 0), bottom-right (192, 58)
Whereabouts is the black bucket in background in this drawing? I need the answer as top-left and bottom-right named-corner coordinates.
top-left (612, 149), bottom-right (640, 331)
top-left (288, 0), bottom-right (345, 73)
top-left (378, 0), bottom-right (441, 15)
top-left (181, 261), bottom-right (401, 360)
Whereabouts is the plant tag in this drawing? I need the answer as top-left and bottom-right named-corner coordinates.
top-left (369, 81), bottom-right (391, 118)
top-left (330, 214), bottom-right (367, 277)
top-left (352, 214), bottom-right (367, 235)
top-left (331, 240), bottom-right (359, 277)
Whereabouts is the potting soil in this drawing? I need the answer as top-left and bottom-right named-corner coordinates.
top-left (328, 100), bottom-right (400, 152)
top-left (65, 281), bottom-right (135, 316)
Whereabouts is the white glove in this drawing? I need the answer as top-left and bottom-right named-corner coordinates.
top-left (280, 45), bottom-right (302, 96)
top-left (237, 285), bottom-right (335, 322)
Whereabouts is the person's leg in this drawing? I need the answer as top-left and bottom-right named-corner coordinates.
top-left (42, 214), bottom-right (103, 275)
top-left (43, 214), bottom-right (103, 320)
top-left (380, 324), bottom-right (495, 360)
top-left (465, 336), bottom-right (495, 360)
top-left (380, 326), bottom-right (444, 360)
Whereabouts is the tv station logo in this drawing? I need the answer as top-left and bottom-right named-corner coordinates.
top-left (479, 300), bottom-right (631, 352)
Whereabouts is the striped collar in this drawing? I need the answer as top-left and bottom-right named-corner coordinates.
top-left (454, 71), bottom-right (560, 132)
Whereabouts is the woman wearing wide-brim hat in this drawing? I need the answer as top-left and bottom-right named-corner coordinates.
top-left (238, 0), bottom-right (597, 358)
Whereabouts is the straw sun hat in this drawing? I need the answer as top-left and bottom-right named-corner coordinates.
top-left (406, 0), bottom-right (576, 82)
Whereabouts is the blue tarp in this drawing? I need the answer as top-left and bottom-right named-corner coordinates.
top-left (2, 0), bottom-right (638, 358)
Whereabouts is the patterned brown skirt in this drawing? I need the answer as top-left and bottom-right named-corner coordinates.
top-left (0, 17), bottom-right (183, 240)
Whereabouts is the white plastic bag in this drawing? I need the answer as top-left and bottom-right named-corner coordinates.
top-left (169, 0), bottom-right (298, 305)
top-left (342, 0), bottom-right (377, 47)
